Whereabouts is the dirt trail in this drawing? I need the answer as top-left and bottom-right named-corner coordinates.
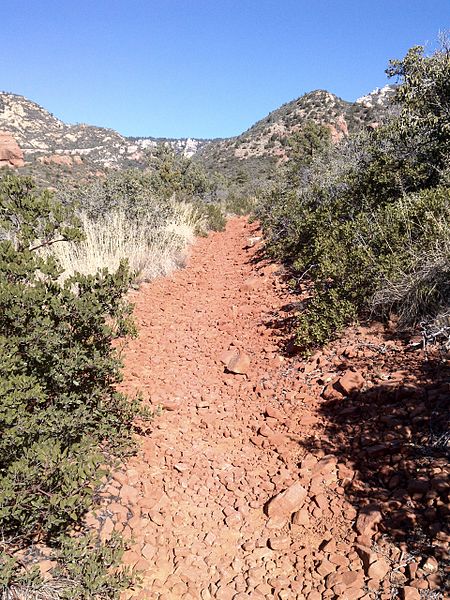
top-left (93, 218), bottom-right (448, 600)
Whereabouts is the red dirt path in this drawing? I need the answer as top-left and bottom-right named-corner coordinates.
top-left (92, 218), bottom-right (448, 600)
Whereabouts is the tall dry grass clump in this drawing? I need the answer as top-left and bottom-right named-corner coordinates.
top-left (50, 202), bottom-right (205, 283)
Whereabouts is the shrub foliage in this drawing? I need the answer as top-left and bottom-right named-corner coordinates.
top-left (257, 40), bottom-right (450, 351)
top-left (0, 175), bottom-right (142, 595)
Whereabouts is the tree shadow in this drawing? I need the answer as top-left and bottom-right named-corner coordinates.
top-left (298, 346), bottom-right (449, 587)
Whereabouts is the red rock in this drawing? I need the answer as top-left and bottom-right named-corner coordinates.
top-left (122, 550), bottom-right (141, 567)
top-left (266, 481), bottom-right (308, 520)
top-left (119, 483), bottom-right (139, 504)
top-left (337, 370), bottom-right (365, 395)
top-left (241, 277), bottom-right (260, 292)
top-left (266, 515), bottom-right (287, 529)
top-left (355, 505), bottom-right (382, 537)
top-left (313, 493), bottom-right (329, 511)
top-left (268, 535), bottom-right (290, 550)
top-left (422, 556), bottom-right (438, 574)
top-left (225, 511), bottom-right (242, 528)
top-left (338, 463), bottom-right (355, 486)
top-left (265, 405), bottom-right (285, 421)
top-left (410, 580), bottom-right (428, 590)
top-left (330, 570), bottom-right (364, 588)
top-left (160, 397), bottom-right (182, 411)
top-left (401, 587), bottom-right (421, 600)
top-left (141, 543), bottom-right (156, 560)
top-left (292, 508), bottom-right (310, 526)
top-left (100, 517), bottom-right (114, 541)
top-left (367, 558), bottom-right (390, 580)
top-left (174, 462), bottom-right (189, 472)
top-left (355, 544), bottom-right (377, 570)
top-left (220, 348), bottom-right (251, 374)
top-left (0, 131), bottom-right (24, 168)
top-left (39, 153), bottom-right (74, 167)
top-left (258, 423), bottom-right (273, 437)
top-left (344, 588), bottom-right (366, 600)
top-left (38, 560), bottom-right (57, 580)
top-left (407, 562), bottom-right (419, 580)
top-left (316, 559), bottom-right (336, 577)
top-left (322, 383), bottom-right (344, 401)
top-left (329, 553), bottom-right (349, 568)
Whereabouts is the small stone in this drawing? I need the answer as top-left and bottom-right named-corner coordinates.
top-left (141, 543), bottom-right (156, 560)
top-left (407, 561), bottom-right (418, 580)
top-left (329, 553), bottom-right (349, 568)
top-left (265, 406), bottom-right (285, 421)
top-left (422, 556), bottom-right (438, 574)
top-left (221, 349), bottom-right (251, 375)
top-left (367, 558), bottom-right (390, 580)
top-left (38, 560), bottom-right (57, 580)
top-left (268, 535), bottom-right (290, 550)
top-left (355, 544), bottom-right (376, 571)
top-left (160, 397), bottom-right (181, 411)
top-left (225, 511), bottom-right (242, 528)
top-left (401, 587), bottom-right (421, 600)
top-left (266, 481), bottom-right (307, 520)
top-left (292, 508), bottom-right (310, 526)
top-left (331, 570), bottom-right (364, 588)
top-left (316, 559), bottom-right (336, 577)
top-left (174, 462), bottom-right (189, 472)
top-left (337, 370), bottom-right (365, 395)
top-left (355, 505), bottom-right (382, 537)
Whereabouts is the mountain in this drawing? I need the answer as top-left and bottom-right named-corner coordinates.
top-left (0, 87), bottom-right (396, 185)
top-left (0, 92), bottom-right (209, 184)
top-left (196, 87), bottom-right (397, 182)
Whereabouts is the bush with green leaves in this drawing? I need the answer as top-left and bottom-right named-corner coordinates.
top-left (257, 39), bottom-right (450, 352)
top-left (225, 191), bottom-right (255, 216)
top-left (58, 167), bottom-right (175, 223)
top-left (193, 201), bottom-right (227, 232)
top-left (0, 174), bottom-right (143, 595)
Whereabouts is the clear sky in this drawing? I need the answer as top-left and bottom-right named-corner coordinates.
top-left (2, 1), bottom-right (448, 139)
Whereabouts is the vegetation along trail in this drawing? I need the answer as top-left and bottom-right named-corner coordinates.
top-left (89, 216), bottom-right (448, 600)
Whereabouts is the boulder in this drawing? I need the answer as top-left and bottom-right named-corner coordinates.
top-left (0, 131), bottom-right (24, 167)
top-left (38, 153), bottom-right (74, 167)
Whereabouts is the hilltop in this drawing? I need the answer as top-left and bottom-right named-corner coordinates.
top-left (196, 85), bottom-right (396, 181)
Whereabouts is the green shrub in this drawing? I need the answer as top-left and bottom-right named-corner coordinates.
top-left (0, 174), bottom-right (143, 593)
top-left (55, 533), bottom-right (135, 599)
top-left (225, 192), bottom-right (255, 216)
top-left (194, 202), bottom-right (227, 232)
top-left (257, 39), bottom-right (450, 352)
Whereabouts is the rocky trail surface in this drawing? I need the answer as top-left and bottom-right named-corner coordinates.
top-left (89, 218), bottom-right (448, 600)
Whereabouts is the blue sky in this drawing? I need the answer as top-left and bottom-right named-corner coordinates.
top-left (2, 1), bottom-right (448, 138)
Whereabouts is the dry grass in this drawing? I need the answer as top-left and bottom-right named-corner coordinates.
top-left (0, 580), bottom-right (74, 600)
top-left (48, 202), bottom-right (206, 283)
top-left (371, 209), bottom-right (450, 333)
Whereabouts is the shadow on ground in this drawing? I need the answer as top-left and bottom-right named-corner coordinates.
top-left (298, 346), bottom-right (449, 587)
